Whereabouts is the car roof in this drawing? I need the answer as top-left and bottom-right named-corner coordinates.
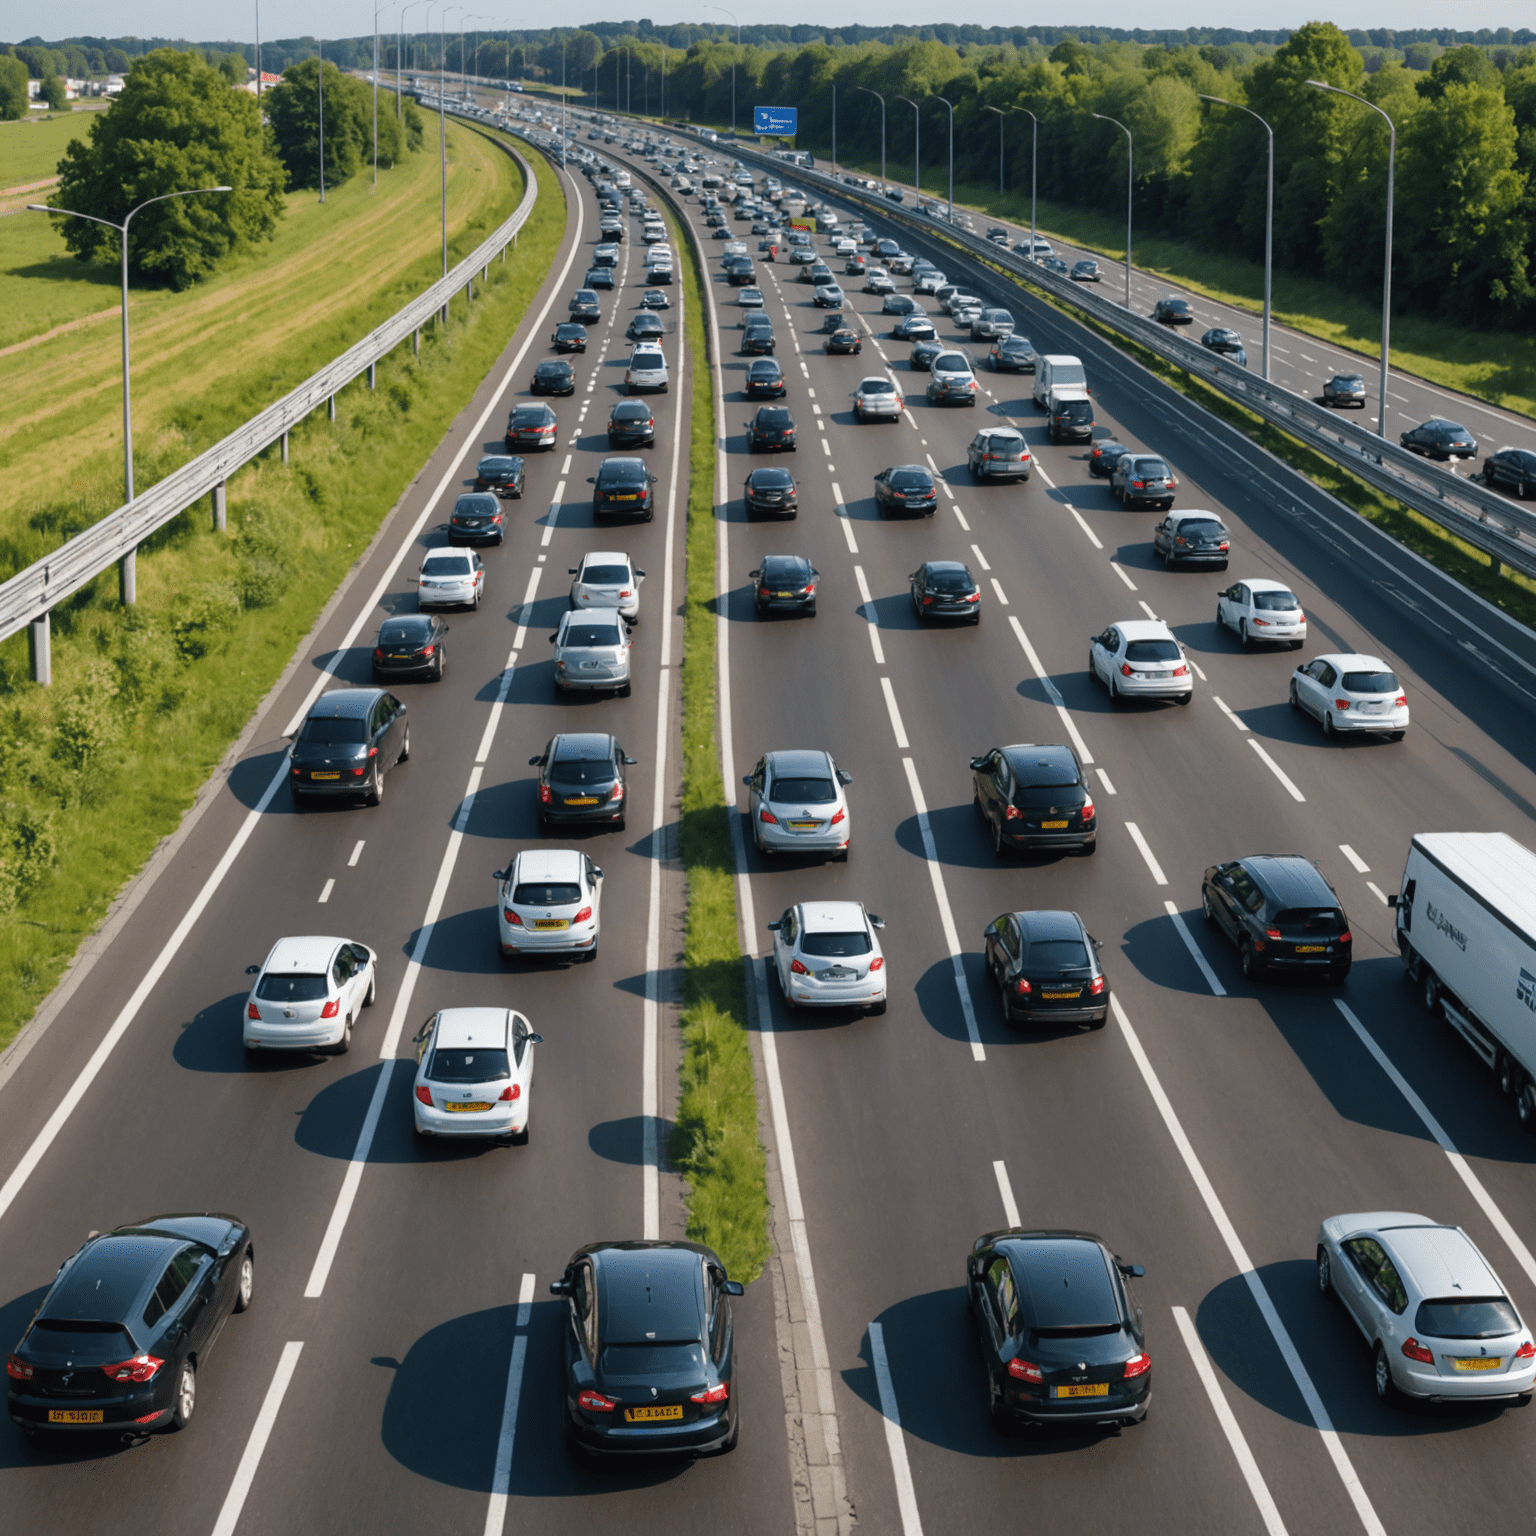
top-left (1240, 855), bottom-right (1338, 907)
top-left (798, 901), bottom-right (870, 933)
top-left (512, 848), bottom-right (585, 882)
top-left (561, 605), bottom-right (624, 626)
top-left (478, 454), bottom-right (521, 466)
top-left (578, 551), bottom-right (631, 570)
top-left (381, 613), bottom-right (434, 632)
top-left (921, 559), bottom-right (971, 574)
top-left (985, 426), bottom-right (1026, 440)
top-left (598, 456), bottom-right (647, 475)
top-left (1240, 577), bottom-right (1296, 593)
top-left (1384, 1224), bottom-right (1499, 1300)
top-left (552, 732), bottom-right (616, 761)
top-left (1002, 1235), bottom-right (1119, 1326)
top-left (1310, 653), bottom-right (1391, 670)
top-left (307, 688), bottom-right (382, 720)
top-left (1112, 619), bottom-right (1177, 641)
top-left (432, 1007), bottom-right (512, 1049)
top-left (1166, 509), bottom-right (1223, 524)
top-left (596, 1245), bottom-right (705, 1344)
top-left (765, 748), bottom-right (833, 777)
top-left (264, 935), bottom-right (343, 975)
top-left (44, 1232), bottom-right (182, 1323)
top-left (760, 552), bottom-right (809, 567)
top-left (1002, 743), bottom-right (1079, 781)
top-left (1017, 909), bottom-right (1086, 942)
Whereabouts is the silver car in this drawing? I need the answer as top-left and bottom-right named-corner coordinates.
top-left (768, 900), bottom-right (887, 1014)
top-left (1317, 1212), bottom-right (1536, 1405)
top-left (971, 307), bottom-right (1015, 341)
top-left (412, 1007), bottom-right (541, 1142)
top-left (569, 551), bottom-right (643, 621)
top-left (550, 607), bottom-right (632, 695)
top-left (1290, 652), bottom-right (1409, 740)
top-left (854, 375), bottom-right (904, 421)
top-left (417, 549), bottom-right (485, 610)
top-left (745, 749), bottom-right (853, 860)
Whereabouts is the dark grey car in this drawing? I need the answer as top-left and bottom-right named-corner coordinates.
top-left (290, 688), bottom-right (408, 805)
top-left (911, 560), bottom-right (981, 623)
top-left (967, 428), bottom-right (1032, 482)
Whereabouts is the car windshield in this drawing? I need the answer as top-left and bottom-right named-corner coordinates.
top-left (513, 881), bottom-right (582, 906)
top-left (1058, 401), bottom-right (1093, 422)
top-left (299, 717), bottom-right (367, 744)
top-left (550, 760), bottom-right (613, 786)
top-left (563, 624), bottom-right (622, 648)
top-left (1342, 670), bottom-right (1399, 694)
top-left (1028, 938), bottom-right (1092, 970)
top-left (26, 1321), bottom-right (137, 1362)
top-left (256, 972), bottom-right (330, 1001)
top-left (1414, 1297), bottom-right (1520, 1339)
top-left (801, 931), bottom-right (872, 958)
top-left (1124, 639), bottom-right (1182, 662)
top-left (1335, 376), bottom-right (1363, 387)
top-left (427, 1047), bottom-right (510, 1083)
top-left (423, 555), bottom-right (471, 576)
top-left (1252, 589), bottom-right (1299, 611)
top-left (770, 776), bottom-right (835, 803)
top-left (925, 569), bottom-right (974, 592)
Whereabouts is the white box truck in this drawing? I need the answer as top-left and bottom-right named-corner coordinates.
top-left (1391, 831), bottom-right (1536, 1129)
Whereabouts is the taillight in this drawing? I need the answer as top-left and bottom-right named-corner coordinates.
top-left (1015, 977), bottom-right (1032, 996)
top-left (574, 906), bottom-right (592, 924)
top-left (504, 909), bottom-right (523, 925)
top-left (790, 958), bottom-right (809, 975)
top-left (7, 1355), bottom-right (33, 1380)
top-left (1253, 618), bottom-right (1271, 626)
top-left (539, 784), bottom-right (552, 804)
top-left (373, 648), bottom-right (384, 661)
top-left (498, 1083), bottom-right (522, 1101)
top-left (1131, 480), bottom-right (1145, 489)
top-left (1173, 665), bottom-right (1189, 677)
top-left (1120, 663), bottom-right (1134, 677)
top-left (1335, 699), bottom-right (1351, 710)
top-left (415, 1085), bottom-right (433, 1107)
top-left (691, 1381), bottom-right (730, 1404)
top-left (759, 808), bottom-right (778, 824)
top-left (1004, 805), bottom-right (1024, 821)
top-left (619, 590), bottom-right (632, 598)
top-left (321, 999), bottom-right (340, 1019)
top-left (247, 1002), bottom-right (261, 1020)
top-left (1339, 931), bottom-right (1352, 945)
top-left (1265, 928), bottom-right (1282, 941)
top-left (922, 595), bottom-right (933, 605)
top-left (422, 645), bottom-right (435, 657)
top-left (1218, 541), bottom-right (1230, 550)
top-left (1401, 1338), bottom-right (1434, 1365)
top-left (870, 957), bottom-right (884, 971)
top-left (966, 592), bottom-right (980, 602)
top-left (578, 1388), bottom-right (618, 1412)
top-left (830, 808), bottom-right (846, 824)
top-left (1007, 1357), bottom-right (1042, 1383)
top-left (1088, 975), bottom-right (1106, 995)
top-left (1395, 694), bottom-right (1407, 706)
top-left (609, 782), bottom-right (625, 802)
top-left (1081, 798), bottom-right (1095, 820)
top-left (1123, 1351), bottom-right (1152, 1379)
top-left (1515, 1341), bottom-right (1535, 1361)
top-left (102, 1354), bottom-right (164, 1383)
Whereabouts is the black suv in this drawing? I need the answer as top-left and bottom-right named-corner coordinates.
top-left (589, 457), bottom-right (658, 521)
top-left (983, 909), bottom-right (1108, 1027)
top-left (532, 359), bottom-right (576, 396)
top-left (551, 322), bottom-right (589, 352)
top-left (447, 491), bottom-right (506, 545)
top-left (970, 742), bottom-right (1096, 856)
top-left (1201, 855), bottom-right (1352, 983)
top-left (569, 289), bottom-right (602, 323)
top-left (744, 359), bottom-right (786, 399)
top-left (289, 688), bottom-right (408, 806)
top-left (743, 467), bottom-right (797, 518)
top-left (746, 407), bottom-right (796, 452)
top-left (530, 732), bottom-right (637, 830)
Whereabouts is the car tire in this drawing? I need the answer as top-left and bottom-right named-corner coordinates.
top-left (234, 1247), bottom-right (255, 1313)
top-left (868, 1000), bottom-right (887, 1017)
top-left (171, 1359), bottom-right (197, 1431)
top-left (1373, 1343), bottom-right (1400, 1405)
top-left (1317, 1245), bottom-right (1332, 1295)
top-left (1239, 939), bottom-right (1259, 981)
top-left (1422, 970), bottom-right (1440, 1016)
top-left (1323, 711), bottom-right (1337, 738)
top-left (1108, 672), bottom-right (1120, 704)
top-left (1081, 838), bottom-right (1096, 856)
top-left (398, 729), bottom-right (410, 764)
top-left (1290, 639), bottom-right (1304, 651)
top-left (1518, 1079), bottom-right (1536, 1137)
top-left (1499, 1050), bottom-right (1521, 1099)
top-left (333, 1016), bottom-right (353, 1055)
top-left (1240, 621), bottom-right (1252, 648)
top-left (620, 682), bottom-right (632, 697)
top-left (1289, 681), bottom-right (1301, 710)
top-left (510, 1121), bottom-right (529, 1146)
top-left (987, 1375), bottom-right (1010, 1433)
top-left (1202, 888), bottom-right (1216, 924)
top-left (365, 764), bottom-right (384, 807)
top-left (433, 649), bottom-right (446, 681)
top-left (364, 971), bottom-right (376, 1006)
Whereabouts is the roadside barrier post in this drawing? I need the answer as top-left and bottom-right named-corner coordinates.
top-left (328, 395), bottom-right (336, 422)
top-left (281, 431), bottom-right (289, 463)
top-left (119, 550), bottom-right (136, 607)
top-left (369, 361), bottom-right (377, 389)
top-left (29, 613), bottom-right (50, 686)
top-left (212, 481), bottom-right (227, 532)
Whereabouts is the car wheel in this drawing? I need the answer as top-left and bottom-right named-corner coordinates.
top-left (1373, 1343), bottom-right (1399, 1405)
top-left (1323, 711), bottom-right (1336, 738)
top-left (987, 1374), bottom-right (1010, 1433)
top-left (868, 1000), bottom-right (887, 1017)
top-left (234, 1248), bottom-right (255, 1313)
top-left (171, 1359), bottom-right (197, 1430)
top-left (398, 729), bottom-right (410, 764)
top-left (510, 1120), bottom-right (529, 1146)
top-left (1422, 970), bottom-right (1440, 1016)
top-left (620, 682), bottom-right (632, 697)
top-left (364, 971), bottom-right (376, 1006)
top-left (473, 589), bottom-right (482, 611)
top-left (1499, 1050), bottom-right (1520, 1099)
top-left (992, 818), bottom-right (1009, 859)
top-left (1388, 730), bottom-right (1405, 742)
top-left (1289, 639), bottom-right (1304, 651)
top-left (1289, 682), bottom-right (1301, 710)
top-left (1108, 672), bottom-right (1121, 704)
top-left (999, 985), bottom-right (1014, 1030)
top-left (1202, 888), bottom-right (1216, 924)
top-left (1240, 621), bottom-right (1252, 648)
top-left (1518, 1079), bottom-right (1536, 1136)
top-left (365, 764), bottom-right (384, 807)
top-left (1239, 939), bottom-right (1259, 981)
top-left (333, 1016), bottom-right (353, 1055)
top-left (1317, 1245), bottom-right (1332, 1295)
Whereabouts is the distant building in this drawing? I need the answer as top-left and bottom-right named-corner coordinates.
top-left (237, 69), bottom-right (285, 94)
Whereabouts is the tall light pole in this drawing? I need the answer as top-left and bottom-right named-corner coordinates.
top-left (855, 86), bottom-right (885, 194)
top-left (981, 104), bottom-right (1020, 196)
top-left (933, 94), bottom-right (954, 225)
top-left (440, 5), bottom-right (466, 284)
top-left (709, 6), bottom-right (738, 135)
top-left (1017, 106), bottom-right (1038, 262)
top-left (1200, 94), bottom-right (1273, 382)
top-left (1308, 79), bottom-right (1396, 437)
top-left (29, 186), bottom-right (232, 607)
top-left (1093, 112), bottom-right (1132, 309)
top-left (399, 0), bottom-right (429, 119)
top-left (894, 94), bottom-right (919, 202)
top-left (254, 0), bottom-right (262, 105)
top-left (830, 80), bottom-right (835, 174)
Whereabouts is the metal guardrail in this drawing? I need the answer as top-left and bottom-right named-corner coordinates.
top-left (699, 135), bottom-right (1536, 582)
top-left (2, 132), bottom-right (540, 666)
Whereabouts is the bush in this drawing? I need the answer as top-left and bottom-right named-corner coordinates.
top-left (52, 663), bottom-right (120, 775)
top-left (170, 581), bottom-right (242, 661)
top-left (0, 803), bottom-right (57, 913)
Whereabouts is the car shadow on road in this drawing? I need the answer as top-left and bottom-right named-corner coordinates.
top-left (409, 905), bottom-right (515, 976)
top-left (174, 992), bottom-right (319, 1075)
top-left (588, 1114), bottom-right (677, 1166)
top-left (228, 746), bottom-right (293, 812)
top-left (1116, 911), bottom-right (1233, 998)
top-left (462, 775), bottom-right (534, 841)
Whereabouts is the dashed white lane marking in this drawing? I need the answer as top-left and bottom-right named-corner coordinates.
top-left (904, 410), bottom-right (918, 429)
top-left (1007, 616), bottom-right (1094, 765)
top-left (868, 1322), bottom-right (925, 1536)
top-left (1096, 768), bottom-right (1118, 796)
top-left (1137, 600), bottom-right (1160, 623)
top-left (476, 647), bottom-right (520, 766)
top-left (318, 879), bottom-right (335, 905)
top-left (541, 483), bottom-right (565, 548)
top-left (1213, 697), bottom-right (1249, 731)
top-left (1164, 899), bottom-right (1227, 996)
top-left (970, 544), bottom-right (990, 571)
top-left (562, 454), bottom-right (573, 473)
top-left (1063, 502), bottom-right (1103, 549)
top-left (1110, 561), bottom-right (1138, 590)
top-left (821, 438), bottom-right (831, 456)
top-left (1186, 657), bottom-right (1208, 682)
top-left (209, 1341), bottom-right (306, 1536)
top-left (880, 677), bottom-right (909, 748)
top-left (511, 564), bottom-right (544, 652)
top-left (1125, 822), bottom-right (1169, 886)
top-left (993, 1159), bottom-right (1021, 1227)
top-left (482, 1274), bottom-right (537, 1536)
top-left (854, 567), bottom-right (886, 665)
top-left (1367, 882), bottom-right (1389, 904)
top-left (989, 578), bottom-right (1009, 606)
top-left (1339, 843), bottom-right (1370, 873)
top-left (1248, 738), bottom-right (1306, 802)
top-left (348, 840), bottom-right (365, 868)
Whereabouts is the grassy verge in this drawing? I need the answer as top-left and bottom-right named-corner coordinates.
top-left (0, 138), bottom-right (564, 1054)
top-left (667, 189), bottom-right (771, 1284)
top-left (0, 111), bottom-right (95, 193)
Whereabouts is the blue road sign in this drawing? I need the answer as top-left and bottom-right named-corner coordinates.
top-left (753, 106), bottom-right (797, 136)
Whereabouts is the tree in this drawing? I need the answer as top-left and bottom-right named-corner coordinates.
top-left (39, 75), bottom-right (66, 110)
top-left (265, 59), bottom-right (371, 191)
top-left (0, 53), bottom-right (29, 119)
top-left (49, 49), bottom-right (286, 290)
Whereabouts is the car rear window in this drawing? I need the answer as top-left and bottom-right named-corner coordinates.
top-left (1027, 938), bottom-right (1092, 969)
top-left (1252, 589), bottom-right (1299, 611)
top-left (1342, 670), bottom-right (1399, 694)
top-left (1124, 639), bottom-right (1181, 662)
top-left (513, 881), bottom-right (582, 907)
top-left (550, 760), bottom-right (613, 786)
top-left (380, 625), bottom-right (428, 645)
top-left (257, 973), bottom-right (330, 1001)
top-left (423, 555), bottom-right (472, 576)
top-left (1414, 1298), bottom-right (1520, 1339)
top-left (892, 470), bottom-right (932, 489)
top-left (455, 495), bottom-right (499, 514)
top-left (770, 776), bottom-right (835, 803)
top-left (926, 569), bottom-right (974, 592)
top-left (761, 560), bottom-right (808, 581)
top-left (512, 407), bottom-right (548, 425)
top-left (752, 470), bottom-right (794, 487)
top-left (598, 1341), bottom-right (707, 1378)
top-left (863, 380), bottom-right (894, 394)
top-left (1178, 519), bottom-right (1225, 537)
top-left (1056, 400), bottom-right (1093, 422)
top-left (801, 931), bottom-right (872, 958)
top-left (26, 1321), bottom-right (137, 1362)
top-left (1132, 460), bottom-right (1170, 478)
top-left (1013, 785), bottom-right (1084, 811)
top-left (933, 355), bottom-right (970, 374)
top-left (299, 718), bottom-right (367, 744)
top-left (427, 1047), bottom-right (510, 1083)
top-left (580, 565), bottom-right (630, 584)
top-left (612, 403), bottom-right (649, 420)
top-left (1275, 908), bottom-right (1345, 932)
top-left (563, 624), bottom-right (623, 648)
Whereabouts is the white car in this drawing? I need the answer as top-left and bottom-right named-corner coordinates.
top-left (768, 900), bottom-right (886, 1014)
top-left (738, 287), bottom-right (765, 309)
top-left (412, 1007), bottom-right (541, 1142)
top-left (569, 551), bottom-right (644, 621)
top-left (944, 290), bottom-right (982, 317)
top-left (626, 344), bottom-right (669, 393)
top-left (854, 375), bottom-right (904, 421)
top-left (1217, 578), bottom-right (1307, 649)
top-left (243, 936), bottom-right (376, 1056)
top-left (914, 270), bottom-right (948, 295)
top-left (551, 607), bottom-right (632, 695)
top-left (1317, 1211), bottom-right (1536, 1405)
top-left (494, 848), bottom-right (603, 961)
top-left (746, 749), bottom-right (853, 860)
top-left (833, 236), bottom-right (857, 257)
top-left (1290, 653), bottom-right (1408, 740)
top-left (863, 270), bottom-right (895, 295)
top-left (1089, 620), bottom-right (1194, 704)
top-left (417, 549), bottom-right (485, 610)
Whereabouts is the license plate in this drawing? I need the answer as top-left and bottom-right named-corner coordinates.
top-left (1042, 991), bottom-right (1080, 1000)
top-left (1454, 1357), bottom-right (1503, 1371)
top-left (390, 654), bottom-right (411, 660)
top-left (534, 919), bottom-right (570, 930)
top-left (624, 1404), bottom-right (684, 1422)
top-left (311, 771), bottom-right (341, 780)
top-left (1042, 820), bottom-right (1069, 829)
top-left (49, 1409), bottom-right (104, 1423)
top-left (613, 494), bottom-right (638, 501)
top-left (788, 821), bottom-right (819, 830)
top-left (775, 591), bottom-right (793, 598)
top-left (444, 1101), bottom-right (492, 1113)
top-left (1054, 1383), bottom-right (1108, 1399)
top-left (566, 797), bottom-right (600, 806)
top-left (1295, 945), bottom-right (1327, 953)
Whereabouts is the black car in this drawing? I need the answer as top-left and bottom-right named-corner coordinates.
top-left (824, 328), bottom-right (862, 355)
top-left (569, 289), bottom-right (602, 323)
top-left (1111, 454), bottom-right (1178, 510)
top-left (7, 1214), bottom-right (254, 1439)
top-left (746, 406), bottom-right (796, 452)
top-left (744, 359), bottom-right (786, 399)
top-left (289, 687), bottom-right (408, 805)
top-left (551, 1240), bottom-right (743, 1458)
top-left (882, 293), bottom-right (917, 317)
top-left (740, 318), bottom-right (777, 355)
top-left (1201, 854), bottom-right (1353, 983)
top-left (474, 455), bottom-right (526, 497)
top-left (532, 359), bottom-right (576, 396)
top-left (1322, 373), bottom-right (1366, 408)
top-left (589, 457), bottom-right (658, 521)
top-left (530, 732), bottom-right (637, 830)
top-left (447, 490), bottom-right (506, 545)
top-left (989, 335), bottom-right (1037, 373)
top-left (1200, 327), bottom-right (1247, 366)
top-left (984, 909), bottom-right (1108, 1026)
top-left (506, 402), bottom-right (558, 452)
top-left (552, 321), bottom-right (589, 352)
top-left (818, 310), bottom-right (848, 335)
top-left (744, 467), bottom-right (797, 519)
top-left (584, 266), bottom-right (616, 291)
top-left (970, 742), bottom-right (1096, 857)
top-left (803, 262), bottom-right (833, 286)
top-left (1482, 446), bottom-right (1536, 499)
top-left (373, 612), bottom-right (449, 682)
top-left (874, 465), bottom-right (937, 515)
top-left (909, 339), bottom-right (944, 372)
top-left (1152, 296), bottom-right (1194, 325)
top-left (725, 257), bottom-right (756, 286)
top-left (1047, 395), bottom-right (1095, 443)
top-left (910, 560), bottom-right (981, 624)
top-left (892, 314), bottom-right (936, 342)
top-left (1400, 418), bottom-right (1478, 460)
top-left (750, 555), bottom-right (818, 616)
top-left (608, 400), bottom-right (656, 449)
top-left (967, 1229), bottom-right (1148, 1429)
top-left (627, 313), bottom-right (665, 342)
top-left (1153, 512), bottom-right (1230, 567)
top-left (1088, 440), bottom-right (1130, 477)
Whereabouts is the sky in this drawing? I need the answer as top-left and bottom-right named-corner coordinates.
top-left (12, 0), bottom-right (1530, 43)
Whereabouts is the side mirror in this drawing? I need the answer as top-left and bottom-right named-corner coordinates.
top-left (836, 769), bottom-right (853, 786)
top-left (586, 476), bottom-right (596, 484)
top-left (869, 915), bottom-right (885, 930)
top-left (767, 920), bottom-right (782, 932)
top-left (969, 757), bottom-right (988, 772)
top-left (548, 1277), bottom-right (572, 1297)
top-left (568, 568), bottom-right (579, 575)
top-left (1092, 937), bottom-right (1104, 951)
top-left (492, 868), bottom-right (506, 882)
top-left (622, 755), bottom-right (638, 766)
top-left (527, 1033), bottom-right (545, 1046)
top-left (528, 756), bottom-right (543, 767)
top-left (548, 634), bottom-right (558, 643)
top-left (245, 964), bottom-right (261, 975)
top-left (636, 570), bottom-right (645, 579)
top-left (1387, 894), bottom-right (1400, 909)
top-left (722, 1280), bottom-right (745, 1297)
top-left (1118, 1263), bottom-right (1146, 1280)
top-left (412, 1018), bottom-right (435, 1044)
top-left (591, 867), bottom-right (603, 881)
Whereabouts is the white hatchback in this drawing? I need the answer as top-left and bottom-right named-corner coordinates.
top-left (853, 375), bottom-right (904, 421)
top-left (1217, 577), bottom-right (1307, 649)
top-left (412, 1007), bottom-right (541, 1142)
top-left (1089, 620), bottom-right (1194, 704)
top-left (626, 345), bottom-right (669, 393)
top-left (569, 551), bottom-right (644, 621)
top-left (494, 848), bottom-right (603, 961)
top-left (769, 901), bottom-right (887, 1015)
top-left (746, 749), bottom-right (853, 860)
top-left (417, 549), bottom-right (485, 610)
top-left (1290, 653), bottom-right (1409, 740)
top-left (243, 936), bottom-right (376, 1056)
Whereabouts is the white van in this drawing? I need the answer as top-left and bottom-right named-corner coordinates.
top-left (1033, 354), bottom-right (1087, 407)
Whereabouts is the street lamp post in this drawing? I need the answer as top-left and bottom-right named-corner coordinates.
top-left (1200, 94), bottom-right (1274, 382)
top-left (709, 7), bottom-right (739, 135)
top-left (399, 0), bottom-right (429, 119)
top-left (894, 94), bottom-right (919, 203)
top-left (981, 104), bottom-right (1020, 196)
top-left (933, 95), bottom-right (954, 225)
top-left (440, 5), bottom-right (466, 286)
top-left (854, 86), bottom-right (885, 194)
top-left (1308, 79), bottom-right (1396, 437)
top-left (1092, 112), bottom-right (1133, 310)
top-left (28, 186), bottom-right (232, 609)
top-left (1017, 107), bottom-right (1038, 264)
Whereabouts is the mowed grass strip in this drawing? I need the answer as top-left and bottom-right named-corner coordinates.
top-left (0, 139), bottom-right (563, 1054)
top-left (0, 110), bottom-right (97, 191)
top-left (668, 191), bottom-right (771, 1284)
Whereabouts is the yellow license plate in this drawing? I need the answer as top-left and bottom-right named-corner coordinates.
top-left (444, 1101), bottom-right (492, 1113)
top-left (624, 1404), bottom-right (684, 1422)
top-left (1454, 1357), bottom-right (1503, 1371)
top-left (390, 654), bottom-right (411, 660)
top-left (775, 591), bottom-right (793, 597)
top-left (1054, 1383), bottom-right (1108, 1399)
top-left (788, 821), bottom-right (818, 830)
top-left (534, 919), bottom-right (570, 930)
top-left (566, 797), bottom-right (600, 806)
top-left (1295, 945), bottom-right (1326, 953)
top-left (311, 771), bottom-right (341, 780)
top-left (613, 494), bottom-right (638, 501)
top-left (49, 1409), bottom-right (104, 1423)
top-left (1042, 991), bottom-right (1080, 1000)
top-left (1042, 820), bottom-right (1070, 829)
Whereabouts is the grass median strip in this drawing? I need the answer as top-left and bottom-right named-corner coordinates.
top-left (668, 192), bottom-right (771, 1284)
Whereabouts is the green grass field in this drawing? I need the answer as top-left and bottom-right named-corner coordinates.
top-left (0, 109), bottom-right (98, 190)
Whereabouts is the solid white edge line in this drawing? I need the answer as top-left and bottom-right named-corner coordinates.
top-left (992, 1159), bottom-right (1021, 1228)
top-left (1247, 738), bottom-right (1307, 802)
top-left (880, 676), bottom-right (910, 749)
top-left (1171, 1307), bottom-right (1290, 1536)
top-left (1112, 995), bottom-right (1387, 1536)
top-left (208, 1341), bottom-right (305, 1536)
top-left (510, 563), bottom-right (543, 652)
top-left (1163, 900), bottom-right (1227, 997)
top-left (868, 1321), bottom-right (925, 1536)
top-left (482, 1273), bottom-right (536, 1536)
top-left (1005, 614), bottom-right (1094, 765)
top-left (1335, 1001), bottom-right (1536, 1290)
top-left (1064, 502), bottom-right (1104, 550)
top-left (1124, 821), bottom-right (1169, 886)
top-left (1338, 843), bottom-right (1370, 874)
top-left (475, 647), bottom-right (521, 765)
